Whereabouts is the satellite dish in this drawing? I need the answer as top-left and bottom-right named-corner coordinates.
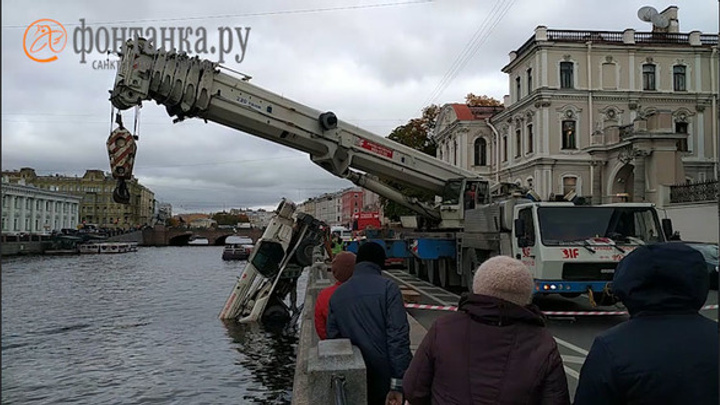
top-left (651, 13), bottom-right (670, 29)
top-left (637, 6), bottom-right (658, 22)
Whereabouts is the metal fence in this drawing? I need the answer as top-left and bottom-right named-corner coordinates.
top-left (669, 180), bottom-right (718, 204)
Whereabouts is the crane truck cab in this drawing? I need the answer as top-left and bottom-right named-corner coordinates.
top-left (510, 201), bottom-right (670, 304)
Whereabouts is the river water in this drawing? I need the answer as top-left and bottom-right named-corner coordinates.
top-left (2, 246), bottom-right (305, 404)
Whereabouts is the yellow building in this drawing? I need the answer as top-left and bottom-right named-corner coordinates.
top-left (1, 168), bottom-right (155, 229)
top-left (436, 6), bottom-right (717, 205)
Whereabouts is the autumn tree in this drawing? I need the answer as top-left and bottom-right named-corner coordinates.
top-left (382, 105), bottom-right (440, 221)
top-left (211, 212), bottom-right (249, 226)
top-left (465, 93), bottom-right (502, 107)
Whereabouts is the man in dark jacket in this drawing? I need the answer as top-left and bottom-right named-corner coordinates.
top-left (575, 242), bottom-right (719, 404)
top-left (403, 255), bottom-right (570, 405)
top-left (327, 241), bottom-right (412, 405)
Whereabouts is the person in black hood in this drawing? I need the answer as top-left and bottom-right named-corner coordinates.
top-left (327, 241), bottom-right (411, 405)
top-left (575, 242), bottom-right (719, 405)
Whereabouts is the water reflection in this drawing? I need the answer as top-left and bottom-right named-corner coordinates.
top-left (222, 320), bottom-right (298, 404)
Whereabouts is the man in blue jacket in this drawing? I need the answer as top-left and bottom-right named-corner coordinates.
top-left (327, 241), bottom-right (411, 405)
top-left (575, 242), bottom-right (719, 404)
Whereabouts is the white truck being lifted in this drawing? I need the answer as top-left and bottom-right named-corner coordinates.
top-left (107, 38), bottom-right (675, 316)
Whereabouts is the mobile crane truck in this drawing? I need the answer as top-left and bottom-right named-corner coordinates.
top-left (108, 38), bottom-right (675, 318)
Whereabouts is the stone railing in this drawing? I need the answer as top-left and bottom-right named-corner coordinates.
top-left (669, 180), bottom-right (718, 204)
top-left (292, 248), bottom-right (367, 405)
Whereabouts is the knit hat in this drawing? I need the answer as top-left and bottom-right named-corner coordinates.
top-left (356, 241), bottom-right (386, 268)
top-left (473, 256), bottom-right (534, 306)
top-left (332, 251), bottom-right (356, 283)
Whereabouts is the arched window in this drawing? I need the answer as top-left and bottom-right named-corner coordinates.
top-left (474, 138), bottom-right (487, 166)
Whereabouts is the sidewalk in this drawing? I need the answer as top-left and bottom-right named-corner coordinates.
top-left (407, 313), bottom-right (427, 355)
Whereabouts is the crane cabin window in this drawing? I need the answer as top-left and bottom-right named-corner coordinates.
top-left (441, 180), bottom-right (464, 205)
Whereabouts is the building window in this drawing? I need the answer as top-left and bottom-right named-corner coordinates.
top-left (515, 129), bottom-right (522, 158)
top-left (676, 121), bottom-right (689, 152)
top-left (560, 62), bottom-right (574, 89)
top-left (526, 124), bottom-right (533, 154)
top-left (527, 68), bottom-right (532, 93)
top-left (474, 138), bottom-right (487, 166)
top-left (673, 65), bottom-right (686, 91)
top-left (502, 134), bottom-right (508, 162)
top-left (563, 176), bottom-right (578, 196)
top-left (515, 76), bottom-right (521, 100)
top-left (642, 64), bottom-right (656, 90)
top-left (453, 140), bottom-right (458, 166)
top-left (562, 120), bottom-right (577, 150)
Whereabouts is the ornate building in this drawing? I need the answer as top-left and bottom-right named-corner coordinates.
top-left (1, 168), bottom-right (155, 229)
top-left (436, 6), bottom-right (718, 205)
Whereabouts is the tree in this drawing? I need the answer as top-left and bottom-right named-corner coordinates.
top-left (211, 211), bottom-right (248, 226)
top-left (465, 93), bottom-right (502, 107)
top-left (382, 105), bottom-right (440, 221)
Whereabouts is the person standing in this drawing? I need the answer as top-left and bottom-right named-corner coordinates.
top-left (314, 251), bottom-right (356, 340)
top-left (327, 242), bottom-right (411, 405)
top-left (575, 243), bottom-right (719, 405)
top-left (403, 256), bottom-right (570, 405)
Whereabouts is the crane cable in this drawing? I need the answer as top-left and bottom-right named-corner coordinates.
top-left (421, 0), bottom-right (518, 109)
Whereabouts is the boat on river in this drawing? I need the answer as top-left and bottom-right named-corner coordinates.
top-left (222, 243), bottom-right (254, 261)
top-left (77, 242), bottom-right (138, 254)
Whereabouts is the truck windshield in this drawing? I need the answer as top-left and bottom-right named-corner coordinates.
top-left (537, 206), bottom-right (662, 246)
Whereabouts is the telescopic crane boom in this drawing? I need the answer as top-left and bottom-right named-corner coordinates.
top-left (109, 38), bottom-right (488, 228)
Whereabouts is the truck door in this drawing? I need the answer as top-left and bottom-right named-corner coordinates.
top-left (512, 207), bottom-right (538, 275)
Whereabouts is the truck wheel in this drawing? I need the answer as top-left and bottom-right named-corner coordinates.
top-left (406, 258), bottom-right (416, 275)
top-left (462, 249), bottom-right (480, 293)
top-left (595, 293), bottom-right (618, 306)
top-left (437, 259), bottom-right (449, 288)
top-left (426, 260), bottom-right (438, 285)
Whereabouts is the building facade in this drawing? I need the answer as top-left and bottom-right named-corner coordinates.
top-left (2, 168), bottom-right (155, 229)
top-left (340, 187), bottom-right (363, 227)
top-left (437, 6), bottom-right (718, 205)
top-left (1, 181), bottom-right (81, 234)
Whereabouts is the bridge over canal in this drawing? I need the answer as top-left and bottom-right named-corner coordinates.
top-left (141, 226), bottom-right (263, 246)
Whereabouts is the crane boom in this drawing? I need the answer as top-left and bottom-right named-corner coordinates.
top-left (109, 38), bottom-right (486, 224)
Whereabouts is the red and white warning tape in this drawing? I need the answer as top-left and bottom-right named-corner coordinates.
top-left (404, 303), bottom-right (719, 316)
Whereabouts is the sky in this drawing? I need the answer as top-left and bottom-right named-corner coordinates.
top-left (2, 0), bottom-right (717, 213)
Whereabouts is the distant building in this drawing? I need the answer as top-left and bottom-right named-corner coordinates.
top-left (340, 187), bottom-right (363, 227)
top-left (2, 168), bottom-right (155, 229)
top-left (189, 218), bottom-right (216, 229)
top-left (313, 191), bottom-right (343, 226)
top-left (1, 180), bottom-right (81, 234)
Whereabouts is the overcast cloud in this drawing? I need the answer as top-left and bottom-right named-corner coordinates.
top-left (2, 0), bottom-right (717, 213)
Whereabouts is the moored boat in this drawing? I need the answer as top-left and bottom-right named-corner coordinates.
top-left (78, 242), bottom-right (138, 254)
top-left (222, 244), bottom-right (254, 261)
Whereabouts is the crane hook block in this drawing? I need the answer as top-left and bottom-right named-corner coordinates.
top-left (107, 126), bottom-right (137, 181)
top-left (319, 112), bottom-right (338, 131)
top-left (113, 179), bottom-right (131, 204)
